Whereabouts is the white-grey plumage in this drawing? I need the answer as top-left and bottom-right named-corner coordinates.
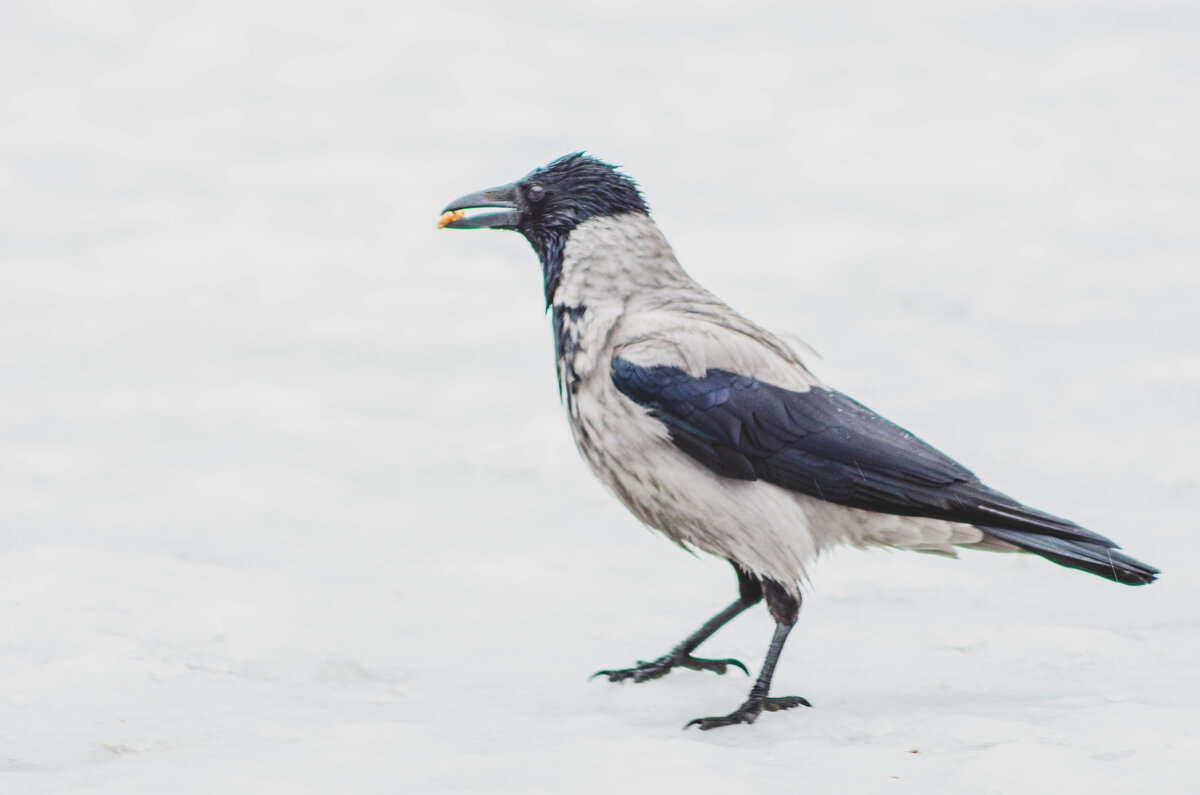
top-left (440, 153), bottom-right (1157, 730)
top-left (554, 213), bottom-right (1006, 587)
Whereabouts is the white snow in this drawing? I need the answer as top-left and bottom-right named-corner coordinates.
top-left (2, 1), bottom-right (1198, 792)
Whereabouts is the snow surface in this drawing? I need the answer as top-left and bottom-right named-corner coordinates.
top-left (2, 1), bottom-right (1199, 792)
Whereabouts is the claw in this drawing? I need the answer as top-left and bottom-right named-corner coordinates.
top-left (685, 715), bottom-right (745, 731)
top-left (679, 656), bottom-right (749, 676)
top-left (591, 667), bottom-right (635, 682)
top-left (764, 695), bottom-right (810, 711)
top-left (700, 658), bottom-right (744, 677)
top-left (685, 695), bottom-right (811, 730)
top-left (592, 653), bottom-right (746, 683)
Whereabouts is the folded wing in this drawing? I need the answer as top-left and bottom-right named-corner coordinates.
top-left (610, 356), bottom-right (1157, 585)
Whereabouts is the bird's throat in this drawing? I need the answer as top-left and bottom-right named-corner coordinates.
top-left (527, 230), bottom-right (567, 307)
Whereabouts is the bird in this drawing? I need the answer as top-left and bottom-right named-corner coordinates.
top-left (438, 153), bottom-right (1159, 730)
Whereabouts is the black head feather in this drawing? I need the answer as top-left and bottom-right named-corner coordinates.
top-left (514, 152), bottom-right (648, 237)
top-left (442, 153), bottom-right (649, 305)
top-left (514, 153), bottom-right (649, 304)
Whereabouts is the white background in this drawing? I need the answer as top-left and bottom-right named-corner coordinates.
top-left (2, 1), bottom-right (1198, 792)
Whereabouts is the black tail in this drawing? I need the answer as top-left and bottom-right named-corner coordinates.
top-left (981, 525), bottom-right (1159, 586)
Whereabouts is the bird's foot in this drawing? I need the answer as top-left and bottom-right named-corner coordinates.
top-left (685, 695), bottom-right (811, 731)
top-left (593, 651), bottom-right (748, 683)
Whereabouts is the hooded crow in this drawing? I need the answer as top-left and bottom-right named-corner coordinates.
top-left (439, 153), bottom-right (1158, 730)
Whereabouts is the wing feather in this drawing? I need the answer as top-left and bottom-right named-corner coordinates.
top-left (610, 357), bottom-right (1114, 544)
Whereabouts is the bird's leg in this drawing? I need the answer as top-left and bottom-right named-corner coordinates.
top-left (686, 579), bottom-right (810, 730)
top-left (593, 564), bottom-right (762, 683)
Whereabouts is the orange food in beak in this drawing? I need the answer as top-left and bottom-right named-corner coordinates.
top-left (438, 209), bottom-right (467, 229)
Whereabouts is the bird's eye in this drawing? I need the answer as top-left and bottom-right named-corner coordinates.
top-left (527, 184), bottom-right (546, 203)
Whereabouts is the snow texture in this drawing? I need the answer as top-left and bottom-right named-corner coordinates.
top-left (2, 1), bottom-right (1198, 793)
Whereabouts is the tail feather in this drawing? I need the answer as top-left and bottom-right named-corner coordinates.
top-left (980, 526), bottom-right (1159, 586)
top-left (972, 499), bottom-right (1115, 545)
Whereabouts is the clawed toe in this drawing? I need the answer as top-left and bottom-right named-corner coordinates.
top-left (592, 653), bottom-right (748, 684)
top-left (591, 661), bottom-right (659, 683)
top-left (677, 655), bottom-right (748, 676)
top-left (685, 695), bottom-right (811, 730)
top-left (592, 658), bottom-right (671, 683)
top-left (763, 695), bottom-right (810, 712)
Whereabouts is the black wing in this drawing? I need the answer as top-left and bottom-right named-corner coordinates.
top-left (611, 357), bottom-right (1158, 585)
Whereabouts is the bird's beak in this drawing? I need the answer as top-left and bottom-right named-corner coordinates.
top-left (439, 182), bottom-right (520, 230)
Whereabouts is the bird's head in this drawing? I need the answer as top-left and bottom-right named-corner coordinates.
top-left (439, 152), bottom-right (647, 239)
top-left (440, 153), bottom-right (651, 304)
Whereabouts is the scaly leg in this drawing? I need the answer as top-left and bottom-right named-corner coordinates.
top-left (686, 579), bottom-right (810, 730)
top-left (594, 564), bottom-right (761, 683)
